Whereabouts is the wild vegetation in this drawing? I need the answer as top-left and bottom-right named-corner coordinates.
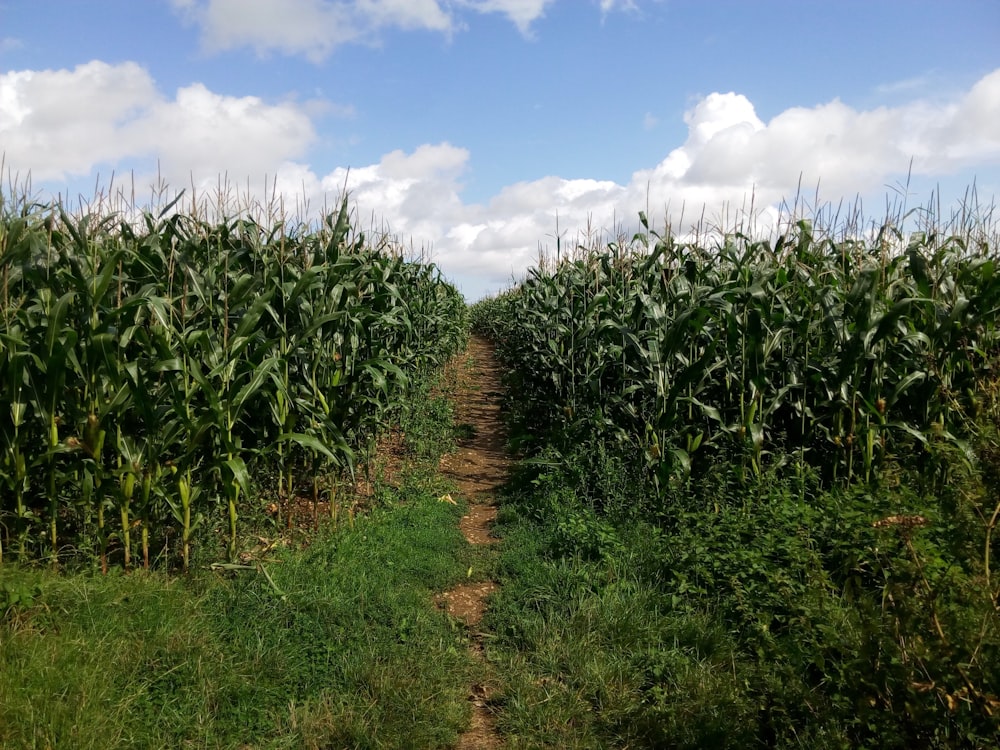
top-left (0, 186), bottom-right (466, 570)
top-left (472, 200), bottom-right (1000, 747)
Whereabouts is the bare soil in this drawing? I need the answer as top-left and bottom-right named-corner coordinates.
top-left (436, 336), bottom-right (509, 750)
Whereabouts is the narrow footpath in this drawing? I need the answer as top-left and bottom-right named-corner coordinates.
top-left (436, 336), bottom-right (509, 750)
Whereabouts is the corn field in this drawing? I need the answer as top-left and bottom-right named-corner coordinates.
top-left (0, 187), bottom-right (467, 570)
top-left (474, 211), bottom-right (1000, 493)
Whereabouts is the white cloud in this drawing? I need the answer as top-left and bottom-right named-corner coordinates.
top-left (654, 72), bottom-right (1000, 203)
top-left (0, 61), bottom-right (160, 180)
top-left (135, 84), bottom-right (316, 182)
top-left (172, 0), bottom-right (361, 62)
top-left (3, 58), bottom-right (999, 299)
top-left (379, 143), bottom-right (469, 180)
top-left (929, 69), bottom-right (1000, 166)
top-left (599, 0), bottom-right (637, 13)
top-left (874, 74), bottom-right (934, 95)
top-left (356, 0), bottom-right (453, 31)
top-left (458, 0), bottom-right (556, 34)
top-left (171, 0), bottom-right (566, 58)
top-left (326, 143), bottom-right (473, 241)
top-left (0, 61), bottom-right (315, 183)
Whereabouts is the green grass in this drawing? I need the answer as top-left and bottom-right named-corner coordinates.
top-left (0, 373), bottom-right (484, 749)
top-left (483, 450), bottom-right (1000, 749)
top-left (0, 498), bottom-right (477, 749)
top-left (486, 496), bottom-right (757, 748)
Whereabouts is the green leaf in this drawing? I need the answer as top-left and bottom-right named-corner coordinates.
top-left (223, 456), bottom-right (252, 498)
top-left (275, 432), bottom-right (337, 460)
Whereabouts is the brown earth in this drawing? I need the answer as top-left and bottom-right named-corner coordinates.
top-left (435, 335), bottom-right (509, 750)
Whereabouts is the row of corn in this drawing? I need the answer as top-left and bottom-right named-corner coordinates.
top-left (473, 215), bottom-right (1000, 493)
top-left (0, 191), bottom-right (467, 569)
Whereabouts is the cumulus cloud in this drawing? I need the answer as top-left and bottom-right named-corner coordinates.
top-left (929, 69), bottom-right (1000, 166)
top-left (137, 84), bottom-right (316, 181)
top-left (0, 61), bottom-right (316, 183)
top-left (309, 70), bottom-right (999, 295)
top-left (323, 144), bottom-right (473, 243)
top-left (639, 70), bottom-right (1000, 210)
top-left (0, 61), bottom-right (160, 180)
top-left (171, 0), bottom-right (458, 61)
top-left (3, 57), bottom-right (999, 298)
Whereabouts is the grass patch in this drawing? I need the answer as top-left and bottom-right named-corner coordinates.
top-left (486, 500), bottom-right (758, 748)
top-left (484, 452), bottom-right (1000, 748)
top-left (0, 369), bottom-right (483, 749)
top-left (0, 495), bottom-right (476, 749)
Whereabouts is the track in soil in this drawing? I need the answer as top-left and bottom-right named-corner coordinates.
top-left (436, 336), bottom-right (508, 750)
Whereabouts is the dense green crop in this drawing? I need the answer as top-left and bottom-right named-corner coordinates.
top-left (0, 187), bottom-right (467, 569)
top-left (475, 213), bottom-right (1000, 493)
top-left (473, 206), bottom-right (1000, 746)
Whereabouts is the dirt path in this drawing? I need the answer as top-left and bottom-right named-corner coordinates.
top-left (436, 336), bottom-right (508, 750)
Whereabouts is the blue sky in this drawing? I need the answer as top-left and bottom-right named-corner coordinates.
top-left (2, 0), bottom-right (999, 299)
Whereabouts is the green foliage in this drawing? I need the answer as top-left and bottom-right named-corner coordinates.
top-left (0, 578), bottom-right (41, 615)
top-left (0, 186), bottom-right (467, 569)
top-left (489, 450), bottom-right (1000, 748)
top-left (397, 378), bottom-right (458, 462)
top-left (474, 211), bottom-right (1000, 746)
top-left (472, 216), bottom-right (1000, 494)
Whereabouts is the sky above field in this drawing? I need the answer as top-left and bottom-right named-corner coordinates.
top-left (2, 1), bottom-right (999, 299)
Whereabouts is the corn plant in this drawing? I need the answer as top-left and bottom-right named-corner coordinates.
top-left (0, 184), bottom-right (466, 569)
top-left (475, 208), bottom-right (1000, 499)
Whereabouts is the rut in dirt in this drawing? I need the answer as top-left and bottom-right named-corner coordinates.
top-left (436, 335), bottom-right (509, 750)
